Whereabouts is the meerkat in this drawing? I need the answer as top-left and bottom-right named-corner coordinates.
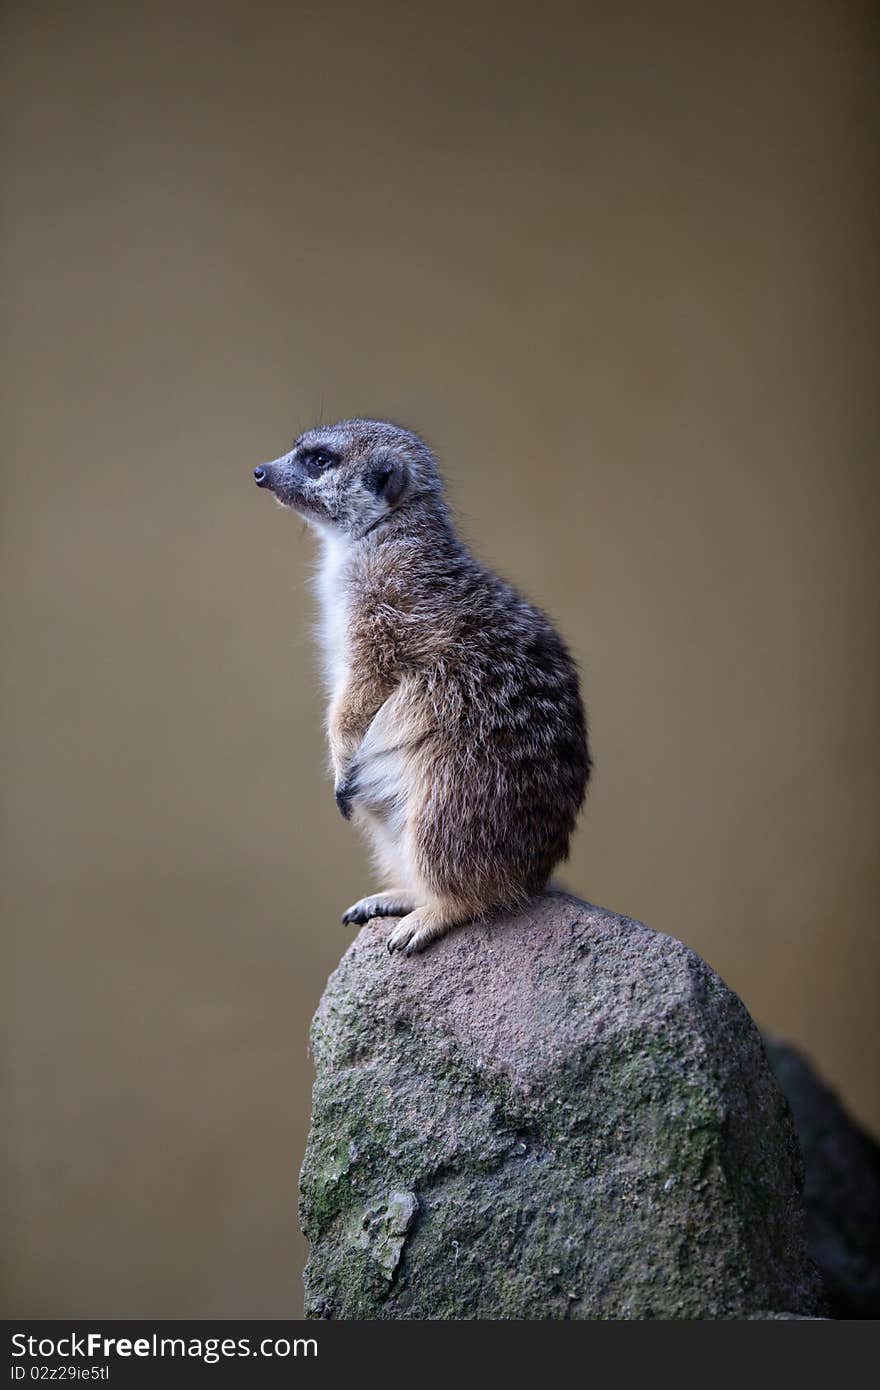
top-left (253, 419), bottom-right (590, 955)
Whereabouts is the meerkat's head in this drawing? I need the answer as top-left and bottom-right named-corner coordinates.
top-left (253, 418), bottom-right (443, 540)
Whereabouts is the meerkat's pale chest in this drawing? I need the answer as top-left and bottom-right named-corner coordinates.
top-left (314, 532), bottom-right (351, 699)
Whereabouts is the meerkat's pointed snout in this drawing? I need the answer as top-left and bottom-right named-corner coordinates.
top-left (252, 451), bottom-right (309, 511)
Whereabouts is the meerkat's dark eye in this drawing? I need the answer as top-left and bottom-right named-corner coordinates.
top-left (302, 447), bottom-right (339, 478)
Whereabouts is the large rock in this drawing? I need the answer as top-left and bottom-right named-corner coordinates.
top-left (763, 1037), bottom-right (880, 1318)
top-left (299, 893), bottom-right (824, 1319)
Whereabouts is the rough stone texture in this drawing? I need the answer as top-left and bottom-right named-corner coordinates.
top-left (763, 1036), bottom-right (880, 1319)
top-left (299, 893), bottom-right (825, 1319)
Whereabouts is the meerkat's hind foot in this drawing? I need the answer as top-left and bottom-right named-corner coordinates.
top-left (341, 890), bottom-right (418, 926)
top-left (386, 901), bottom-right (473, 957)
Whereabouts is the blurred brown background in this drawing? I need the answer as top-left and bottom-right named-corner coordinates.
top-left (3, 0), bottom-right (878, 1318)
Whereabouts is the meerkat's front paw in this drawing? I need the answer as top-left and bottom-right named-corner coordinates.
top-left (342, 891), bottom-right (418, 926)
top-left (386, 906), bottom-right (461, 956)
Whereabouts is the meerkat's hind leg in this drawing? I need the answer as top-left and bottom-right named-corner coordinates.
top-left (386, 897), bottom-right (475, 957)
top-left (342, 890), bottom-right (419, 926)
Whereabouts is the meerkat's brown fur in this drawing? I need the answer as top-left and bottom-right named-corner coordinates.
top-left (254, 419), bottom-right (590, 954)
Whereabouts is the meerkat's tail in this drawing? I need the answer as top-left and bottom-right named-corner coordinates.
top-left (545, 875), bottom-right (574, 895)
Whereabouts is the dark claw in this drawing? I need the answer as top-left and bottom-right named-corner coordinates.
top-left (335, 779), bottom-right (354, 820)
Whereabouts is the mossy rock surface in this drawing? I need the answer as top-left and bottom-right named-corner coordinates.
top-left (299, 893), bottom-right (824, 1319)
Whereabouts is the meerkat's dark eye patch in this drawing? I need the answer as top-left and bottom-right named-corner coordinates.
top-left (302, 447), bottom-right (340, 478)
top-left (365, 456), bottom-right (406, 506)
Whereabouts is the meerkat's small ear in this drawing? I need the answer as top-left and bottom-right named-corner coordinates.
top-left (366, 456), bottom-right (406, 506)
